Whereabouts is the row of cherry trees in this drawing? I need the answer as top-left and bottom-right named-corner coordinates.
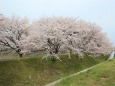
top-left (0, 15), bottom-right (112, 61)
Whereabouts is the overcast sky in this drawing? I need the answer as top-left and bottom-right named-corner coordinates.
top-left (0, 0), bottom-right (115, 45)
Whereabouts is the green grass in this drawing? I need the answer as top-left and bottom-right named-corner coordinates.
top-left (0, 53), bottom-right (107, 86)
top-left (55, 59), bottom-right (115, 86)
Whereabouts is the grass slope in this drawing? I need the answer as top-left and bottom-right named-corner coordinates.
top-left (56, 59), bottom-right (115, 86)
top-left (0, 54), bottom-right (107, 86)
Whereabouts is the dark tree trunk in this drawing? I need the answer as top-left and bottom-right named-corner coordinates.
top-left (15, 48), bottom-right (23, 58)
top-left (51, 50), bottom-right (58, 62)
top-left (18, 53), bottom-right (23, 58)
top-left (55, 48), bottom-right (59, 54)
top-left (51, 55), bottom-right (56, 62)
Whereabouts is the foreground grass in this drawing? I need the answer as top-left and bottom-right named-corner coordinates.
top-left (56, 59), bottom-right (115, 86)
top-left (0, 53), bottom-right (107, 86)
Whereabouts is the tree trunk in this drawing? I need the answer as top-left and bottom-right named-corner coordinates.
top-left (15, 49), bottom-right (23, 58)
top-left (18, 53), bottom-right (23, 58)
top-left (51, 55), bottom-right (56, 62)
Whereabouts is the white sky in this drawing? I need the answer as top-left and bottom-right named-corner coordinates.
top-left (0, 0), bottom-right (115, 45)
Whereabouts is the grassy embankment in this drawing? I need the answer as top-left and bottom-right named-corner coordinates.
top-left (0, 53), bottom-right (107, 86)
top-left (56, 59), bottom-right (115, 86)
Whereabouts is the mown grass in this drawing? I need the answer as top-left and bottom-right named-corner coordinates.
top-left (55, 59), bottom-right (115, 86)
top-left (0, 53), bottom-right (107, 86)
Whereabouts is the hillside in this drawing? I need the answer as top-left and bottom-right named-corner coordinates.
top-left (56, 59), bottom-right (115, 86)
top-left (0, 54), bottom-right (107, 86)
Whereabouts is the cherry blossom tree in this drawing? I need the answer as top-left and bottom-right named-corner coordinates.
top-left (65, 20), bottom-right (112, 57)
top-left (27, 17), bottom-right (112, 61)
top-left (0, 15), bottom-right (29, 57)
